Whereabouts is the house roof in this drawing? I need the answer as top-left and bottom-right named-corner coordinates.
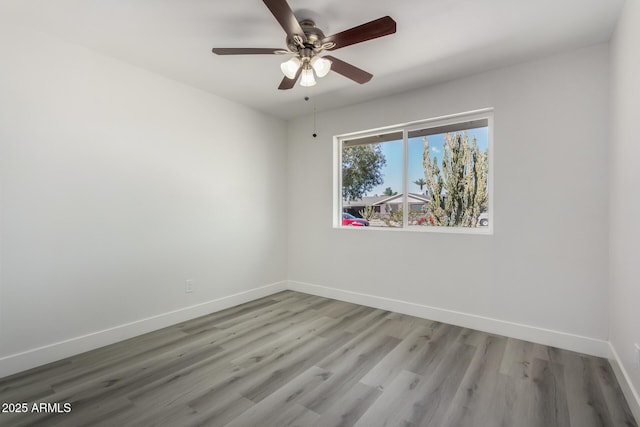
top-left (344, 193), bottom-right (430, 207)
top-left (373, 193), bottom-right (430, 206)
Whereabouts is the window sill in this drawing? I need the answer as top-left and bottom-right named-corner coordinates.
top-left (334, 225), bottom-right (493, 235)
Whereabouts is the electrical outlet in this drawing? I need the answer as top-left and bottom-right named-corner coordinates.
top-left (635, 343), bottom-right (640, 369)
top-left (185, 279), bottom-right (193, 294)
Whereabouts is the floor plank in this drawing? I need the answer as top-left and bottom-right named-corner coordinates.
top-left (0, 291), bottom-right (636, 427)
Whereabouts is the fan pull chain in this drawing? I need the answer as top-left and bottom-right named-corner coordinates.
top-left (312, 95), bottom-right (317, 138)
top-left (305, 92), bottom-right (318, 138)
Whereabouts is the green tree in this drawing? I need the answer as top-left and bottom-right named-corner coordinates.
top-left (423, 132), bottom-right (488, 226)
top-left (342, 144), bottom-right (386, 201)
top-left (413, 178), bottom-right (427, 192)
top-left (383, 187), bottom-right (397, 196)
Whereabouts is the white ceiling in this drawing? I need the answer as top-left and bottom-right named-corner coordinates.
top-left (2, 0), bottom-right (624, 119)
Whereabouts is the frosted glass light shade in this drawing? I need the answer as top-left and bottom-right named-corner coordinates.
top-left (300, 68), bottom-right (316, 87)
top-left (310, 56), bottom-right (331, 78)
top-left (280, 57), bottom-right (301, 79)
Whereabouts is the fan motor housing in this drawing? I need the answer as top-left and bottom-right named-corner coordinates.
top-left (286, 19), bottom-right (329, 52)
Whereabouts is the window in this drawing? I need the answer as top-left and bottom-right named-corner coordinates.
top-left (335, 109), bottom-right (493, 233)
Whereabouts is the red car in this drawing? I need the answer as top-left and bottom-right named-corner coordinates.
top-left (342, 213), bottom-right (370, 227)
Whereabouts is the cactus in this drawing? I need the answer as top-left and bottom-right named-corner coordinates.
top-left (358, 205), bottom-right (376, 221)
top-left (423, 132), bottom-right (488, 227)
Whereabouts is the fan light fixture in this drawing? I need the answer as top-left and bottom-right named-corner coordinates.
top-left (280, 55), bottom-right (331, 87)
top-left (299, 65), bottom-right (316, 87)
top-left (280, 57), bottom-right (301, 79)
top-left (310, 56), bottom-right (331, 78)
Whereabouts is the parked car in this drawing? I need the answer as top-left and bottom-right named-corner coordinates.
top-left (478, 212), bottom-right (489, 226)
top-left (342, 212), bottom-right (370, 227)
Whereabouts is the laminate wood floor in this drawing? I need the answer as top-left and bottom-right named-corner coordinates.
top-left (0, 291), bottom-right (637, 426)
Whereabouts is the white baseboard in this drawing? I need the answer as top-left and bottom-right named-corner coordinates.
top-left (287, 280), bottom-right (610, 358)
top-left (0, 281), bottom-right (287, 378)
top-left (609, 343), bottom-right (640, 423)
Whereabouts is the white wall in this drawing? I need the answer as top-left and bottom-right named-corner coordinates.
top-left (0, 27), bottom-right (287, 375)
top-left (610, 0), bottom-right (640, 411)
top-left (287, 44), bottom-right (610, 354)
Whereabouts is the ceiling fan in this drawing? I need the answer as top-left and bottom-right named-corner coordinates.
top-left (212, 0), bottom-right (396, 90)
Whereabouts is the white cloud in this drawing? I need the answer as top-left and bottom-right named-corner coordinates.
top-left (431, 147), bottom-right (440, 153)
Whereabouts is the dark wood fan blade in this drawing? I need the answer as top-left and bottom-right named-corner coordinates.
top-left (278, 67), bottom-right (302, 90)
top-left (324, 56), bottom-right (373, 84)
top-left (321, 16), bottom-right (396, 51)
top-left (212, 48), bottom-right (287, 55)
top-left (263, 0), bottom-right (307, 44)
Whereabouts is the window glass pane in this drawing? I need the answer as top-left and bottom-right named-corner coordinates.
top-left (408, 126), bottom-right (489, 228)
top-left (342, 136), bottom-right (403, 228)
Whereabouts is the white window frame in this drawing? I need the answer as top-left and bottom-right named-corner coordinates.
top-left (334, 108), bottom-right (494, 234)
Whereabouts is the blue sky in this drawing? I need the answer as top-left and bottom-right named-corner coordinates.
top-left (366, 128), bottom-right (489, 196)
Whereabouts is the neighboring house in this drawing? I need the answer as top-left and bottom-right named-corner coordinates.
top-left (343, 193), bottom-right (430, 216)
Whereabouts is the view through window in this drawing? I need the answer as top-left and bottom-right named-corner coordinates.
top-left (337, 110), bottom-right (492, 232)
